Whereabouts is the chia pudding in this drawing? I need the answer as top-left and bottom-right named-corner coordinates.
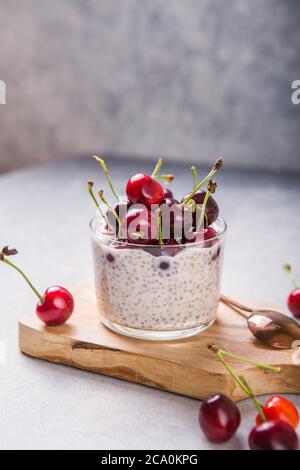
top-left (90, 216), bottom-right (226, 340)
top-left (88, 155), bottom-right (226, 339)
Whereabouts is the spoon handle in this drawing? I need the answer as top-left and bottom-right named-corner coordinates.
top-left (220, 294), bottom-right (252, 318)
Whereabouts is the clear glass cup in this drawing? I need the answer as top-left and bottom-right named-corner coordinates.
top-left (90, 216), bottom-right (226, 341)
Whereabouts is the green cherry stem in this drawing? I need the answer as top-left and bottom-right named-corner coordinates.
top-left (196, 180), bottom-right (217, 231)
top-left (239, 376), bottom-right (266, 422)
top-left (208, 342), bottom-right (281, 406)
top-left (87, 181), bottom-right (107, 222)
top-left (283, 264), bottom-right (298, 289)
top-left (156, 209), bottom-right (164, 245)
top-left (153, 174), bottom-right (174, 183)
top-left (216, 347), bottom-right (281, 373)
top-left (1, 256), bottom-right (43, 301)
top-left (191, 165), bottom-right (198, 191)
top-left (152, 158), bottom-right (163, 178)
top-left (209, 343), bottom-right (281, 373)
top-left (182, 157), bottom-right (223, 206)
top-left (212, 348), bottom-right (266, 420)
top-left (92, 155), bottom-right (119, 201)
top-left (98, 190), bottom-right (122, 239)
top-left (214, 348), bottom-right (250, 396)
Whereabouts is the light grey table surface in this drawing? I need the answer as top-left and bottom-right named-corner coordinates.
top-left (0, 156), bottom-right (299, 450)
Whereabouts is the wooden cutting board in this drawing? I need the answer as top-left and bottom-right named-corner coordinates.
top-left (18, 283), bottom-right (300, 401)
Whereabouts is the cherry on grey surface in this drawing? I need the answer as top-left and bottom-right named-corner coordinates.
top-left (0, 156), bottom-right (299, 450)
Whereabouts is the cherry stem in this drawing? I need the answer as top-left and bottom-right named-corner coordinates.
top-left (152, 158), bottom-right (163, 178)
top-left (92, 155), bottom-right (119, 201)
top-left (156, 209), bottom-right (164, 245)
top-left (216, 350), bottom-right (266, 421)
top-left (208, 343), bottom-right (277, 420)
top-left (191, 165), bottom-right (198, 191)
top-left (2, 258), bottom-right (43, 301)
top-left (215, 349), bottom-right (250, 396)
top-left (154, 174), bottom-right (174, 183)
top-left (87, 181), bottom-right (107, 222)
top-left (210, 344), bottom-right (281, 373)
top-left (239, 376), bottom-right (266, 422)
top-left (283, 264), bottom-right (298, 289)
top-left (98, 190), bottom-right (121, 239)
top-left (196, 190), bottom-right (212, 231)
top-left (182, 157), bottom-right (223, 206)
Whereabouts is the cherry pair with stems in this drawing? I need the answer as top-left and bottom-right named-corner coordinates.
top-left (199, 343), bottom-right (299, 450)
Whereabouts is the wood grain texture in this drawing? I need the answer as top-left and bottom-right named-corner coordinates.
top-left (18, 284), bottom-right (300, 401)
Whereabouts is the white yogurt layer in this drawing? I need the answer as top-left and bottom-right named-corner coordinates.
top-left (91, 237), bottom-right (224, 332)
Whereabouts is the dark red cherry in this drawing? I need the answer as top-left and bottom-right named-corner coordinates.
top-left (181, 190), bottom-right (219, 226)
top-left (126, 173), bottom-right (164, 208)
top-left (36, 286), bottom-right (74, 326)
top-left (204, 227), bottom-right (217, 240)
top-left (102, 223), bottom-right (114, 236)
top-left (199, 394), bottom-right (241, 442)
top-left (288, 288), bottom-right (300, 318)
top-left (248, 420), bottom-right (299, 450)
top-left (184, 227), bottom-right (217, 246)
top-left (162, 197), bottom-right (178, 207)
top-left (107, 200), bottom-right (131, 234)
top-left (122, 206), bottom-right (157, 244)
top-left (163, 188), bottom-right (174, 199)
top-left (143, 238), bottom-right (181, 257)
top-left (160, 201), bottom-right (193, 239)
top-left (160, 238), bottom-right (181, 257)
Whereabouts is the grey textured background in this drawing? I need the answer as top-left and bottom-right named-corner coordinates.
top-left (0, 157), bottom-right (299, 450)
top-left (0, 0), bottom-right (300, 173)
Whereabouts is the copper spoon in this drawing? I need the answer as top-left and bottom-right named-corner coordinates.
top-left (220, 294), bottom-right (300, 349)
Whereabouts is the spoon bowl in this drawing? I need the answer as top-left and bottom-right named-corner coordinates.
top-left (220, 295), bottom-right (300, 349)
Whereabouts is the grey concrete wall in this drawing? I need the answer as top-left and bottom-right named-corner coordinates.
top-left (0, 0), bottom-right (299, 173)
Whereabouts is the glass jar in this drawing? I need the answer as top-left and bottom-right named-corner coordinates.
top-left (90, 216), bottom-right (226, 340)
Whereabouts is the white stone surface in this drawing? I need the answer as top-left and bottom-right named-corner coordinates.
top-left (0, 157), bottom-right (299, 450)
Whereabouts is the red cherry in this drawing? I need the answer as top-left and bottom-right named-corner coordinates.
top-left (122, 206), bottom-right (157, 244)
top-left (162, 197), bottom-right (179, 207)
top-left (160, 201), bottom-right (193, 239)
top-left (106, 200), bottom-right (131, 234)
top-left (126, 173), bottom-right (164, 207)
top-left (204, 227), bottom-right (217, 240)
top-left (143, 238), bottom-right (181, 257)
top-left (184, 227), bottom-right (217, 246)
top-left (256, 395), bottom-right (299, 429)
top-left (36, 286), bottom-right (74, 326)
top-left (0, 248), bottom-right (74, 327)
top-left (181, 190), bottom-right (219, 226)
top-left (249, 420), bottom-right (299, 450)
top-left (163, 188), bottom-right (174, 199)
top-left (161, 238), bottom-right (181, 256)
top-left (199, 394), bottom-right (241, 442)
top-left (288, 288), bottom-right (300, 318)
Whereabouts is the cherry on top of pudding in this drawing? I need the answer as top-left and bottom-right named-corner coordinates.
top-left (181, 190), bottom-right (219, 226)
top-left (122, 206), bottom-right (158, 245)
top-left (126, 173), bottom-right (164, 207)
top-left (88, 155), bottom-right (224, 247)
